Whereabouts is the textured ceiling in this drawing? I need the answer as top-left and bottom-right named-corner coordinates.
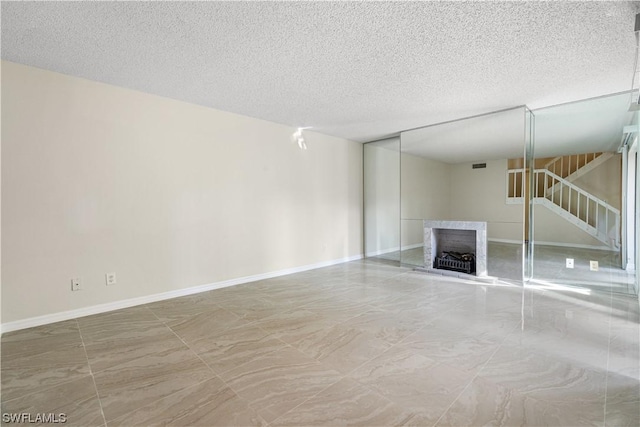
top-left (400, 92), bottom-right (634, 164)
top-left (2, 1), bottom-right (640, 143)
top-left (401, 107), bottom-right (526, 164)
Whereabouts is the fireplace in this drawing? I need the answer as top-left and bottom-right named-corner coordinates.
top-left (423, 220), bottom-right (487, 277)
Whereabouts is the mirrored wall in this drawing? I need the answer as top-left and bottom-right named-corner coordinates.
top-left (364, 107), bottom-right (530, 281)
top-left (400, 107), bottom-right (530, 282)
top-left (363, 138), bottom-right (400, 263)
top-left (529, 92), bottom-right (638, 295)
top-left (364, 93), bottom-right (639, 297)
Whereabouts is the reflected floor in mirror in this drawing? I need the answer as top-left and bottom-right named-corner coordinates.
top-left (389, 242), bottom-right (635, 295)
top-left (2, 258), bottom-right (639, 426)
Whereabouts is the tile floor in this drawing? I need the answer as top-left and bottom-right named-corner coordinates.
top-left (1, 259), bottom-right (639, 426)
top-left (397, 242), bottom-right (636, 295)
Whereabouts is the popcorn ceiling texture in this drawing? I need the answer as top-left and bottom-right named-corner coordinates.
top-left (2, 1), bottom-right (639, 142)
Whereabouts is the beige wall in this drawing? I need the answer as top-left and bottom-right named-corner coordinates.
top-left (1, 61), bottom-right (363, 325)
top-left (449, 159), bottom-right (523, 241)
top-left (573, 154), bottom-right (622, 210)
top-left (364, 139), bottom-right (400, 256)
top-left (401, 153), bottom-right (450, 246)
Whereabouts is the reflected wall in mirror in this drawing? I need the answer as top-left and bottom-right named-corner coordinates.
top-left (529, 92), bottom-right (638, 295)
top-left (399, 107), bottom-right (528, 281)
top-left (363, 137), bottom-right (400, 263)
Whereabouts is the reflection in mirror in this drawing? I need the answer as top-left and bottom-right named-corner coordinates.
top-left (530, 92), bottom-right (638, 295)
top-left (399, 107), bottom-right (528, 282)
top-left (363, 137), bottom-right (400, 264)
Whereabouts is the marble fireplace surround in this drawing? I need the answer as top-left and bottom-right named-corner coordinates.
top-left (423, 220), bottom-right (488, 277)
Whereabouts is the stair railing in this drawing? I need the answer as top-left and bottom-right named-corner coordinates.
top-left (543, 152), bottom-right (602, 179)
top-left (534, 168), bottom-right (620, 248)
top-left (505, 168), bottom-right (526, 204)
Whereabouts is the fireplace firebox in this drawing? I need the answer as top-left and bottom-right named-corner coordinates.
top-left (423, 220), bottom-right (487, 277)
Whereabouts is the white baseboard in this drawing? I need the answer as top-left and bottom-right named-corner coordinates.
top-left (1, 253), bottom-right (363, 334)
top-left (488, 238), bottom-right (522, 245)
top-left (365, 243), bottom-right (423, 258)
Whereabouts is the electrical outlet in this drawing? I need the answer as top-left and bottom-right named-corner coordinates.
top-left (71, 278), bottom-right (81, 291)
top-left (590, 261), bottom-right (599, 271)
top-left (566, 258), bottom-right (574, 269)
top-left (105, 272), bottom-right (117, 286)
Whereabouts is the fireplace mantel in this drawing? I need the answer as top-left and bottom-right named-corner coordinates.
top-left (423, 220), bottom-right (488, 277)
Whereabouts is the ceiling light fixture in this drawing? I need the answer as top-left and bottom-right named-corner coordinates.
top-left (292, 127), bottom-right (311, 150)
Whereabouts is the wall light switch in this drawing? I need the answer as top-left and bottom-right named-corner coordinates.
top-left (566, 258), bottom-right (574, 269)
top-left (590, 261), bottom-right (599, 271)
top-left (71, 278), bottom-right (81, 291)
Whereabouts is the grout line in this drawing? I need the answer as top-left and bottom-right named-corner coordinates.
top-left (144, 305), bottom-right (265, 420)
top-left (75, 319), bottom-right (108, 427)
top-left (266, 373), bottom-right (344, 426)
top-left (603, 282), bottom-right (614, 426)
top-left (430, 320), bottom-right (517, 427)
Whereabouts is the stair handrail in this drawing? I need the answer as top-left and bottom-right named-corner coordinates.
top-left (543, 152), bottom-right (601, 178)
top-left (535, 168), bottom-right (620, 215)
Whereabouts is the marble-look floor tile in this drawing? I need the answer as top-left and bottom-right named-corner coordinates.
top-left (190, 323), bottom-right (288, 375)
top-left (291, 323), bottom-right (392, 375)
top-left (438, 374), bottom-right (609, 427)
top-left (108, 377), bottom-right (266, 426)
top-left (349, 346), bottom-right (473, 424)
top-left (346, 268), bottom-right (401, 284)
top-left (146, 293), bottom-right (223, 324)
top-left (217, 296), bottom-right (282, 322)
top-left (251, 308), bottom-right (340, 344)
top-left (366, 291), bottom-right (446, 318)
top-left (340, 309), bottom-right (424, 345)
top-left (608, 324), bottom-right (640, 380)
top-left (166, 308), bottom-right (247, 345)
top-left (93, 345), bottom-right (214, 421)
top-left (338, 285), bottom-right (406, 307)
top-left (401, 329), bottom-right (501, 374)
top-left (478, 342), bottom-right (607, 410)
top-left (270, 377), bottom-right (416, 426)
top-left (1, 376), bottom-right (104, 427)
top-left (220, 346), bottom-right (342, 423)
top-left (375, 272), bottom-right (438, 294)
top-left (300, 296), bottom-right (372, 323)
top-left (605, 370), bottom-right (640, 427)
top-left (83, 329), bottom-right (187, 373)
top-left (2, 258), bottom-right (638, 426)
top-left (435, 376), bottom-right (528, 426)
top-left (202, 283), bottom-right (263, 303)
top-left (507, 326), bottom-right (610, 372)
top-left (1, 320), bottom-right (82, 359)
top-left (76, 306), bottom-right (165, 345)
top-left (0, 343), bottom-right (90, 402)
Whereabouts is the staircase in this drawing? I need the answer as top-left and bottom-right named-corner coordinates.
top-left (507, 152), bottom-right (620, 249)
top-left (543, 152), bottom-right (614, 196)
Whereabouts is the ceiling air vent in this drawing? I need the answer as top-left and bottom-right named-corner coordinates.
top-left (472, 163), bottom-right (487, 169)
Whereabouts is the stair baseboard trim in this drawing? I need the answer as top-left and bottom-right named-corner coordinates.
top-left (487, 238), bottom-right (612, 251)
top-left (1, 253), bottom-right (364, 334)
top-left (532, 240), bottom-right (615, 251)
